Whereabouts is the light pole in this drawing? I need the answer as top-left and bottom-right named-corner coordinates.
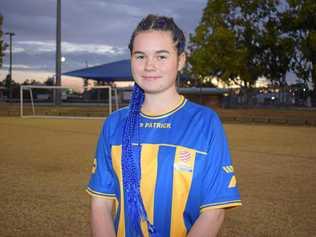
top-left (5, 32), bottom-right (15, 99)
top-left (55, 0), bottom-right (62, 104)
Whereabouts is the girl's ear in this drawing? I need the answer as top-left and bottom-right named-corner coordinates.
top-left (177, 52), bottom-right (186, 72)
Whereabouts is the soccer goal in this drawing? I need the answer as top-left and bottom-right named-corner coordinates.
top-left (20, 85), bottom-right (119, 119)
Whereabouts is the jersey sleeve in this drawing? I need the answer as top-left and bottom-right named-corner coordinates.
top-left (86, 118), bottom-right (117, 200)
top-left (200, 114), bottom-right (241, 212)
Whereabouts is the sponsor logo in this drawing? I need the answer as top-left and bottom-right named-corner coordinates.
top-left (139, 122), bottom-right (171, 129)
top-left (174, 163), bottom-right (193, 173)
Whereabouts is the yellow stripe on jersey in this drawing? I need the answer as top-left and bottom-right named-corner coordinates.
top-left (139, 144), bottom-right (159, 237)
top-left (200, 202), bottom-right (242, 212)
top-left (170, 147), bottom-right (196, 236)
top-left (111, 146), bottom-right (125, 237)
top-left (228, 175), bottom-right (237, 188)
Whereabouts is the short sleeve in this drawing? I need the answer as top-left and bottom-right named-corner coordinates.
top-left (86, 119), bottom-right (117, 200)
top-left (200, 114), bottom-right (241, 212)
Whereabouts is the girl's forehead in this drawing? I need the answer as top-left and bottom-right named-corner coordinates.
top-left (132, 30), bottom-right (177, 52)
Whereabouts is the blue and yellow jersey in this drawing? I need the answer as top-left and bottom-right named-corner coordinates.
top-left (87, 96), bottom-right (241, 237)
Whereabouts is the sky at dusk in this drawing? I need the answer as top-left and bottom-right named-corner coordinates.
top-left (0, 0), bottom-right (207, 88)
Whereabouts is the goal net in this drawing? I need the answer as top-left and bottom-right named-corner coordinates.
top-left (20, 85), bottom-right (121, 119)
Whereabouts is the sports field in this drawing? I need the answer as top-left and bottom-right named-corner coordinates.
top-left (0, 117), bottom-right (315, 236)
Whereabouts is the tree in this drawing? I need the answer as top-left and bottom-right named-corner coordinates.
top-left (280, 0), bottom-right (316, 90)
top-left (3, 74), bottom-right (12, 89)
top-left (2, 75), bottom-right (20, 99)
top-left (228, 0), bottom-right (280, 88)
top-left (21, 79), bottom-right (42, 85)
top-left (44, 76), bottom-right (55, 86)
top-left (188, 0), bottom-right (249, 87)
top-left (21, 79), bottom-right (31, 85)
top-left (188, 0), bottom-right (295, 91)
top-left (0, 15), bottom-right (7, 68)
top-left (260, 17), bottom-right (294, 86)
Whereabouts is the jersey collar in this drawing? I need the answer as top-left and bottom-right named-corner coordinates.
top-left (140, 95), bottom-right (187, 119)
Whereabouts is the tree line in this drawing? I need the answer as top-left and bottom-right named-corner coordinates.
top-left (0, 76), bottom-right (55, 99)
top-left (188, 0), bottom-right (315, 92)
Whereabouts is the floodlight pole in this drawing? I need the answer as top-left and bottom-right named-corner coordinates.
top-left (5, 32), bottom-right (15, 99)
top-left (55, 0), bottom-right (62, 104)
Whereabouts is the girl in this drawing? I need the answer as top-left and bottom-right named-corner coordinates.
top-left (87, 15), bottom-right (241, 237)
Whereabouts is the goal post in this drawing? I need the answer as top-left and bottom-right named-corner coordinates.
top-left (20, 85), bottom-right (119, 119)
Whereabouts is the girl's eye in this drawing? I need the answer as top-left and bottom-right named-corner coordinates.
top-left (158, 55), bottom-right (167, 60)
top-left (135, 55), bottom-right (144, 60)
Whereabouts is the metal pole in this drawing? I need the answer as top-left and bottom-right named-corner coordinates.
top-left (29, 88), bottom-right (35, 116)
top-left (109, 87), bottom-right (112, 114)
top-left (5, 32), bottom-right (15, 99)
top-left (9, 34), bottom-right (12, 81)
top-left (55, 0), bottom-right (62, 104)
top-left (114, 88), bottom-right (118, 110)
top-left (20, 85), bottom-right (23, 117)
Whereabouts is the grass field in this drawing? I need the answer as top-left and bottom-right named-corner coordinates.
top-left (0, 117), bottom-right (315, 237)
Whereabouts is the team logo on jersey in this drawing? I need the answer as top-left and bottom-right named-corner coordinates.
top-left (174, 149), bottom-right (194, 173)
top-left (222, 165), bottom-right (237, 188)
top-left (179, 150), bottom-right (191, 163)
top-left (92, 158), bottom-right (96, 174)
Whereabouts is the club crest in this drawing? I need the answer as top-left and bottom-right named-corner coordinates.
top-left (178, 150), bottom-right (191, 163)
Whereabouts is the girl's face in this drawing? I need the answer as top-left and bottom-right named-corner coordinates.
top-left (131, 30), bottom-right (185, 95)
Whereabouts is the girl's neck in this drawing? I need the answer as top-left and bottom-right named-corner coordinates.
top-left (141, 89), bottom-right (181, 116)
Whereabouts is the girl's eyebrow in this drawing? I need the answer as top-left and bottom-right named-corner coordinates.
top-left (133, 51), bottom-right (145, 55)
top-left (133, 50), bottom-right (171, 55)
top-left (156, 50), bottom-right (170, 54)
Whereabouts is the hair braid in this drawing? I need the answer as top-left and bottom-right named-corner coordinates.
top-left (122, 84), bottom-right (159, 236)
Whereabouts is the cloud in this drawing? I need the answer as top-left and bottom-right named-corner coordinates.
top-left (89, 2), bottom-right (145, 17)
top-left (11, 41), bottom-right (126, 56)
top-left (3, 64), bottom-right (33, 69)
top-left (62, 42), bottom-right (126, 55)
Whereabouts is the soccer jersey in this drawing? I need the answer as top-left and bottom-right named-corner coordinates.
top-left (87, 96), bottom-right (241, 237)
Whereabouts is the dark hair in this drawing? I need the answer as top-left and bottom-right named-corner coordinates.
top-left (129, 14), bottom-right (186, 55)
top-left (122, 15), bottom-right (185, 236)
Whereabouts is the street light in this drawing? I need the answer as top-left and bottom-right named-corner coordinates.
top-left (5, 32), bottom-right (15, 99)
